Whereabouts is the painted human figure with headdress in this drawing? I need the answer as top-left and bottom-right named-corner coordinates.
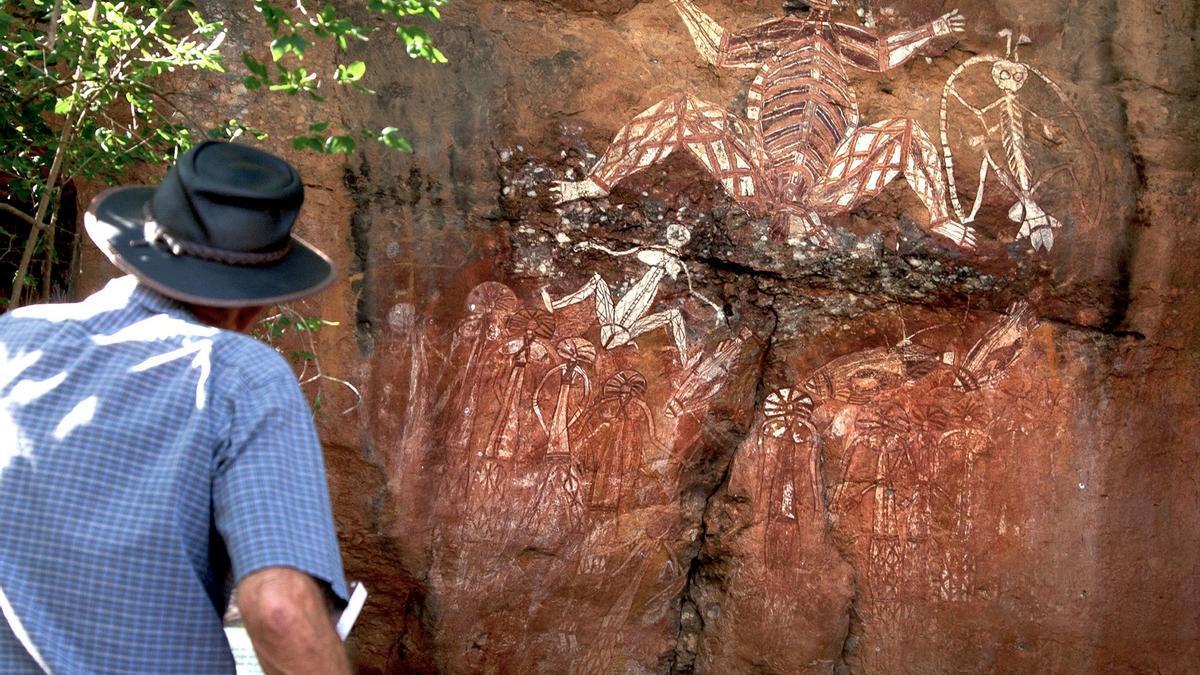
top-left (755, 387), bottom-right (824, 568)
top-left (469, 308), bottom-right (557, 518)
top-left (522, 338), bottom-right (597, 544)
top-left (576, 370), bottom-right (662, 532)
top-left (440, 282), bottom-right (519, 499)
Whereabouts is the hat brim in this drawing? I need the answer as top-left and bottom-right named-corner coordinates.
top-left (85, 186), bottom-right (337, 308)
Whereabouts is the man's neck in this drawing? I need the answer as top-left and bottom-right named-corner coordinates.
top-left (184, 303), bottom-right (265, 333)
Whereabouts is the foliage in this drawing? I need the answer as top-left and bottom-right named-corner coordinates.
top-left (254, 307), bottom-right (362, 414)
top-left (0, 0), bottom-right (449, 308)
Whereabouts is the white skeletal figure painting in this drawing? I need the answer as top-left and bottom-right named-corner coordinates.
top-left (541, 224), bottom-right (723, 366)
top-left (554, 0), bottom-right (973, 248)
top-left (940, 30), bottom-right (1103, 251)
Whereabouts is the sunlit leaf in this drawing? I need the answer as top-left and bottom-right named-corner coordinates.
top-left (335, 60), bottom-right (366, 83)
top-left (269, 34), bottom-right (310, 61)
top-left (324, 135), bottom-right (356, 154)
top-left (376, 127), bottom-right (413, 152)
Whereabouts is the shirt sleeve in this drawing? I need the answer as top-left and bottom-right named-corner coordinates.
top-left (211, 346), bottom-right (348, 606)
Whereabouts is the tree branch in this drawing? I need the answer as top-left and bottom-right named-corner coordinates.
top-left (0, 204), bottom-right (39, 229)
top-left (48, 0), bottom-right (63, 50)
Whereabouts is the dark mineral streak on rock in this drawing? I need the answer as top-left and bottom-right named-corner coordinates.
top-left (671, 307), bottom-right (779, 673)
top-left (1100, 0), bottom-right (1140, 334)
top-left (345, 163), bottom-right (376, 357)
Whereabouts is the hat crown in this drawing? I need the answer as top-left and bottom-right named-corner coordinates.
top-left (149, 141), bottom-right (304, 254)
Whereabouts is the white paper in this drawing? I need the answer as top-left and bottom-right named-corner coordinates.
top-left (224, 581), bottom-right (367, 671)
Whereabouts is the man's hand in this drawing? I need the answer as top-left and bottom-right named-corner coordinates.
top-left (237, 567), bottom-right (351, 675)
top-left (932, 9), bottom-right (966, 37)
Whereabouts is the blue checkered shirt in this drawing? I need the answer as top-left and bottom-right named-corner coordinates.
top-left (0, 276), bottom-right (347, 673)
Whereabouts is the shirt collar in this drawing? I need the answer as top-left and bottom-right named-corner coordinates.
top-left (105, 275), bottom-right (195, 321)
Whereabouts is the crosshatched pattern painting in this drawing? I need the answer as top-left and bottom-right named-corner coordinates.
top-left (556, 0), bottom-right (972, 247)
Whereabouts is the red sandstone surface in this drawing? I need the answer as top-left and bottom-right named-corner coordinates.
top-left (74, 1), bottom-right (1200, 672)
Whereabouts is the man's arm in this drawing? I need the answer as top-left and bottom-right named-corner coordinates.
top-left (575, 240), bottom-right (640, 257)
top-left (212, 344), bottom-right (351, 673)
top-left (834, 10), bottom-right (965, 72)
top-left (237, 567), bottom-right (350, 675)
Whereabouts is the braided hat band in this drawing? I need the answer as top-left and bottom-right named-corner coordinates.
top-left (138, 204), bottom-right (292, 266)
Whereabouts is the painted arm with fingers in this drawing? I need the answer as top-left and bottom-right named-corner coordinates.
top-left (835, 9), bottom-right (966, 72)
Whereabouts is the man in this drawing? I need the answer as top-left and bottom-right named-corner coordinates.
top-left (0, 141), bottom-right (351, 673)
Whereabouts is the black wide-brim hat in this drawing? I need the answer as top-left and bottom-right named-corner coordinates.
top-left (85, 141), bottom-right (336, 307)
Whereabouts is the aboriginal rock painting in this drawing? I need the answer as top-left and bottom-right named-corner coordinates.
top-left (555, 0), bottom-right (974, 247)
top-left (541, 223), bottom-right (724, 367)
top-left (398, 265), bottom-right (755, 666)
top-left (940, 31), bottom-right (1103, 251)
top-left (742, 303), bottom-right (1041, 616)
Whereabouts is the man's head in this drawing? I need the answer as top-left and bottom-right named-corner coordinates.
top-left (84, 141), bottom-right (336, 317)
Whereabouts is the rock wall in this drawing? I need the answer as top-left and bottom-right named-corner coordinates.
top-left (79, 0), bottom-right (1200, 672)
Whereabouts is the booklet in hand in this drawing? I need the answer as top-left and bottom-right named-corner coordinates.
top-left (224, 582), bottom-right (367, 674)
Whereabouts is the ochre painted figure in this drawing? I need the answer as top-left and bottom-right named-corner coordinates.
top-left (541, 224), bottom-right (723, 366)
top-left (555, 0), bottom-right (972, 247)
top-left (481, 309), bottom-right (556, 466)
top-left (940, 31), bottom-right (1102, 252)
top-left (577, 370), bottom-right (658, 524)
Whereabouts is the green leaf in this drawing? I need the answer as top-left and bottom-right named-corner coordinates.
top-left (308, 121), bottom-right (331, 133)
top-left (292, 135), bottom-right (325, 152)
top-left (241, 52), bottom-right (269, 78)
top-left (269, 34), bottom-right (310, 61)
top-left (256, 1), bottom-right (292, 34)
top-left (243, 76), bottom-right (262, 90)
top-left (335, 60), bottom-right (366, 83)
top-left (324, 135), bottom-right (356, 154)
top-left (396, 26), bottom-right (447, 63)
top-left (376, 127), bottom-right (413, 152)
top-left (53, 96), bottom-right (75, 116)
